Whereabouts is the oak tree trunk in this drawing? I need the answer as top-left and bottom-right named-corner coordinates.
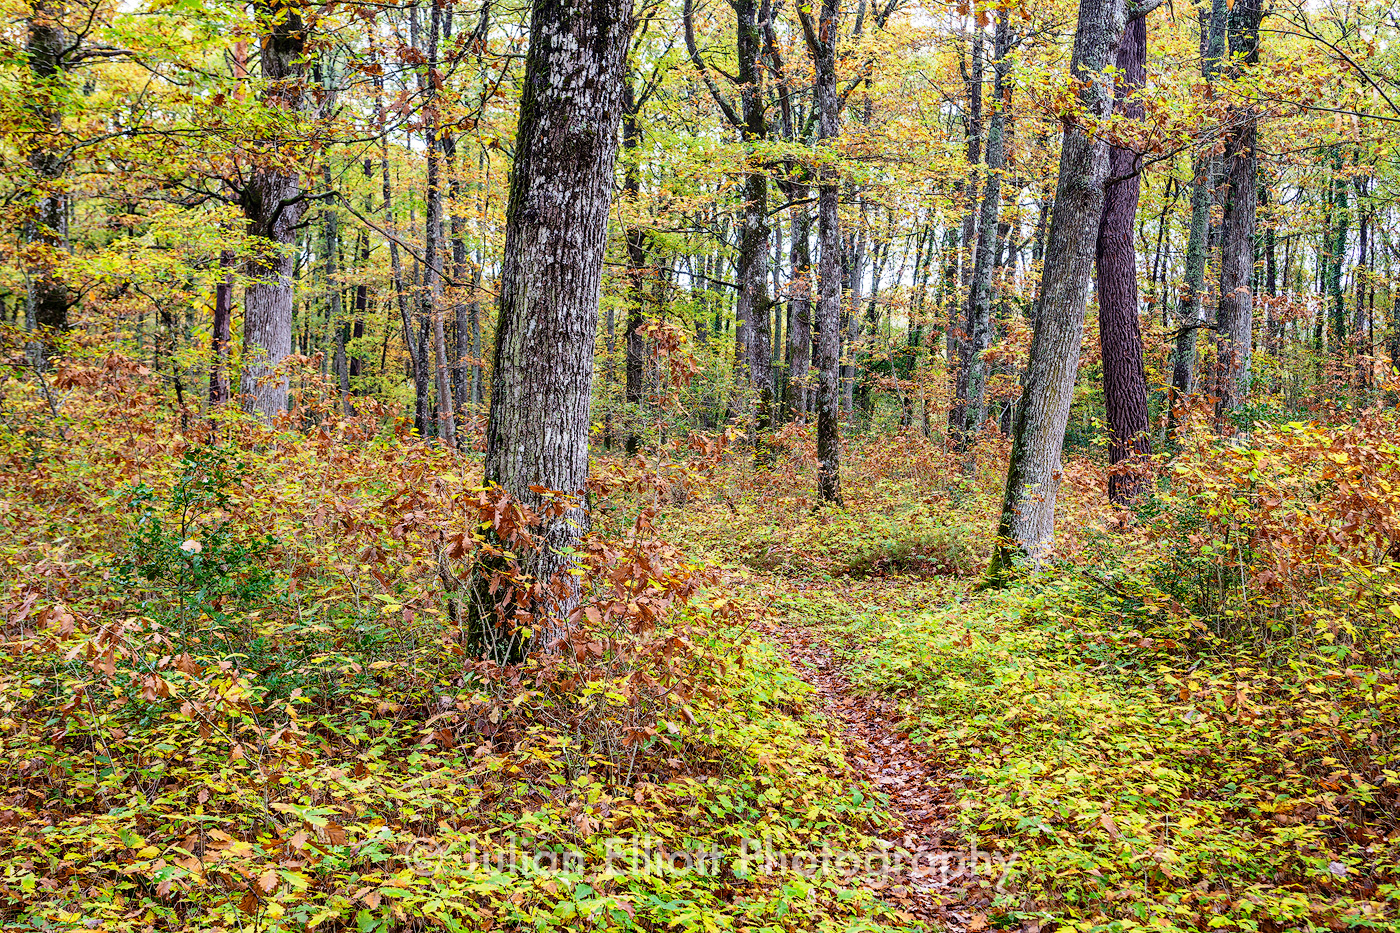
top-left (477, 0), bottom-right (633, 660)
top-left (1095, 13), bottom-right (1152, 503)
top-left (989, 0), bottom-right (1130, 578)
top-left (240, 0), bottom-right (307, 420)
top-left (1211, 0), bottom-right (1262, 423)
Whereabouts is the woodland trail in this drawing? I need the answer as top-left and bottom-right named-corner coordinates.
top-left (768, 615), bottom-right (1005, 933)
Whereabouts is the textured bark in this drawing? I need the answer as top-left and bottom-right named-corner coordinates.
top-left (786, 198), bottom-right (814, 418)
top-left (989, 0), bottom-right (1129, 578)
top-left (351, 231), bottom-right (367, 382)
top-left (801, 0), bottom-right (843, 504)
top-left (952, 12), bottom-right (1011, 451)
top-left (23, 0), bottom-right (70, 364)
top-left (623, 80), bottom-right (649, 455)
top-left (421, 4), bottom-right (455, 449)
top-left (946, 30), bottom-right (984, 421)
top-left (1094, 13), bottom-right (1151, 503)
top-left (1211, 0), bottom-right (1261, 422)
top-left (1325, 147), bottom-right (1348, 352)
top-left (209, 250), bottom-right (234, 405)
top-left (322, 161), bottom-right (349, 412)
top-left (479, 0), bottom-right (632, 658)
top-left (442, 8), bottom-right (473, 425)
top-left (841, 215), bottom-right (865, 416)
top-left (443, 130), bottom-right (470, 421)
top-left (683, 0), bottom-right (773, 434)
top-left (240, 0), bottom-right (307, 420)
top-left (1167, 0), bottom-right (1226, 436)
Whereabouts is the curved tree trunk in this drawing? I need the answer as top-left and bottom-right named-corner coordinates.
top-left (477, 0), bottom-right (633, 660)
top-left (1095, 13), bottom-right (1151, 504)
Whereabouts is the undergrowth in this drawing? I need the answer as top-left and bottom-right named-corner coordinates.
top-left (678, 416), bottom-right (1400, 932)
top-left (0, 353), bottom-right (914, 933)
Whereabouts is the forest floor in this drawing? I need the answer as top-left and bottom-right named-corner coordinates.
top-left (5, 381), bottom-right (1400, 933)
top-left (763, 585), bottom-right (987, 933)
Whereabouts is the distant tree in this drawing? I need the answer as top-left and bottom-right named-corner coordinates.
top-left (800, 0), bottom-right (844, 505)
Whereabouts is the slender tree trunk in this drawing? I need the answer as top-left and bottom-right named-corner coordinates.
top-left (623, 81), bottom-right (649, 455)
top-left (210, 250), bottom-right (234, 404)
top-left (988, 0), bottom-right (1130, 578)
top-left (947, 30), bottom-right (984, 418)
top-left (420, 5), bottom-right (455, 448)
top-left (1095, 13), bottom-right (1151, 503)
top-left (322, 161), bottom-right (350, 412)
top-left (477, 0), bottom-right (633, 660)
top-left (787, 197), bottom-right (814, 418)
top-left (240, 0), bottom-right (308, 420)
top-left (952, 10), bottom-right (1011, 452)
top-left (803, 0), bottom-right (843, 504)
top-left (1166, 0), bottom-right (1227, 438)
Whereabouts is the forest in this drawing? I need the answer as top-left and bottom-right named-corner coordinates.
top-left (3, 0), bottom-right (1400, 929)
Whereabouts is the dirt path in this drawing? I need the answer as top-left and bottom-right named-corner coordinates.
top-left (768, 620), bottom-right (998, 933)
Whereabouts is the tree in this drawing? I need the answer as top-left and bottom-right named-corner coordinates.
top-left (1166, 0), bottom-right (1227, 438)
top-left (239, 0), bottom-right (310, 420)
top-left (684, 0), bottom-right (775, 439)
top-left (988, 0), bottom-right (1136, 579)
top-left (1094, 11), bottom-right (1151, 503)
top-left (951, 6), bottom-right (1012, 454)
top-left (1211, 0), bottom-right (1263, 422)
top-left (420, 2), bottom-right (456, 448)
top-left (476, 0), bottom-right (634, 659)
top-left (21, 0), bottom-right (74, 366)
top-left (800, 0), bottom-right (844, 505)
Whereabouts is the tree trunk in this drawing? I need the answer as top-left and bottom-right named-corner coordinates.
top-left (23, 0), bottom-right (70, 366)
top-left (1095, 13), bottom-right (1151, 503)
top-left (787, 197), bottom-right (814, 418)
top-left (240, 0), bottom-right (308, 420)
top-left (988, 0), bottom-right (1129, 578)
top-left (803, 0), bottom-right (843, 504)
top-left (421, 4), bottom-right (455, 449)
top-left (623, 80), bottom-right (649, 455)
top-left (210, 250), bottom-right (234, 404)
top-left (323, 164), bottom-right (350, 412)
top-left (1211, 0), bottom-right (1261, 423)
top-left (1166, 0), bottom-right (1227, 438)
top-left (952, 12), bottom-right (1011, 452)
top-left (478, 0), bottom-right (633, 660)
